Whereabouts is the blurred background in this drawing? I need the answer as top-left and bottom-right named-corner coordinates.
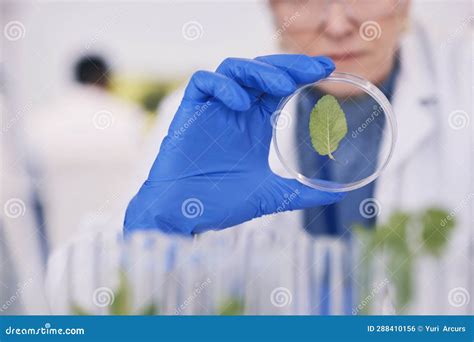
top-left (1, 0), bottom-right (473, 316)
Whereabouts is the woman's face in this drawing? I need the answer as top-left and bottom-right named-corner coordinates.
top-left (270, 0), bottom-right (409, 94)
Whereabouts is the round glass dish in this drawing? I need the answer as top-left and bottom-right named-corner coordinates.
top-left (272, 72), bottom-right (397, 193)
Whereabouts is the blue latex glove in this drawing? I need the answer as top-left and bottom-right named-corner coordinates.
top-left (124, 54), bottom-right (345, 235)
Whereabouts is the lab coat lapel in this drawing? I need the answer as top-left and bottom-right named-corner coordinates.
top-left (375, 24), bottom-right (438, 217)
top-left (383, 25), bottom-right (437, 172)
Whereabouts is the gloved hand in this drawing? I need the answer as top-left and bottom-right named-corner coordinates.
top-left (124, 54), bottom-right (344, 235)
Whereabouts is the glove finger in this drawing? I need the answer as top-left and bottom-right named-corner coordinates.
top-left (255, 54), bottom-right (335, 85)
top-left (271, 175), bottom-right (345, 213)
top-left (183, 70), bottom-right (251, 111)
top-left (216, 57), bottom-right (296, 97)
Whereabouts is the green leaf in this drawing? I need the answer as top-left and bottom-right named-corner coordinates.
top-left (374, 211), bottom-right (411, 252)
top-left (352, 207), bottom-right (457, 313)
top-left (218, 298), bottom-right (245, 315)
top-left (358, 211), bottom-right (413, 312)
top-left (140, 304), bottom-right (159, 316)
top-left (110, 272), bottom-right (131, 315)
top-left (70, 303), bottom-right (91, 315)
top-left (420, 208), bottom-right (455, 257)
top-left (388, 247), bottom-right (413, 311)
top-left (309, 95), bottom-right (348, 160)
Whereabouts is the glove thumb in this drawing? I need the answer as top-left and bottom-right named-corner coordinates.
top-left (268, 175), bottom-right (345, 213)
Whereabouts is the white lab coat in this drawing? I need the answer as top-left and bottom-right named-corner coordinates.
top-left (144, 22), bottom-right (473, 314)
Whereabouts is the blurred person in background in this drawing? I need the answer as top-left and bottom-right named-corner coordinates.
top-left (125, 0), bottom-right (472, 314)
top-left (24, 54), bottom-right (146, 253)
top-left (1, 84), bottom-right (48, 314)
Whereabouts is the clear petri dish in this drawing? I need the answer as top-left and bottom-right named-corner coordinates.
top-left (272, 72), bottom-right (397, 193)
